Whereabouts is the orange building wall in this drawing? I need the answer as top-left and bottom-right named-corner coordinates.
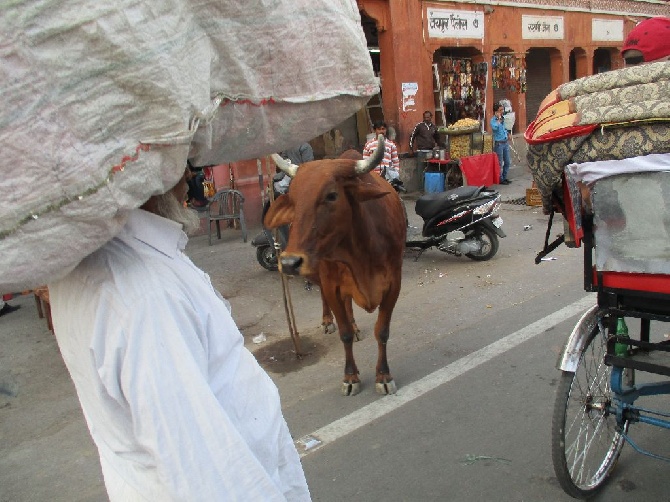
top-left (205, 1), bottom-right (661, 226)
top-left (357, 0), bottom-right (656, 150)
top-left (211, 158), bottom-right (272, 228)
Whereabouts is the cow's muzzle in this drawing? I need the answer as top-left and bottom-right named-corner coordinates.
top-left (279, 255), bottom-right (304, 276)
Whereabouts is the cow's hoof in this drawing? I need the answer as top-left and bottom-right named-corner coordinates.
top-left (341, 381), bottom-right (361, 396)
top-left (375, 379), bottom-right (397, 395)
top-left (323, 322), bottom-right (336, 334)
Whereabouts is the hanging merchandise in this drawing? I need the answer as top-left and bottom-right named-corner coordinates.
top-left (492, 53), bottom-right (526, 93)
top-left (202, 166), bottom-right (216, 198)
top-left (440, 57), bottom-right (488, 124)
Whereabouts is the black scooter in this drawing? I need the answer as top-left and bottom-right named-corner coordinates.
top-left (251, 173), bottom-right (290, 271)
top-left (405, 185), bottom-right (506, 261)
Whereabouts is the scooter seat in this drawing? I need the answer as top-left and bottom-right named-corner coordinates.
top-left (415, 186), bottom-right (483, 219)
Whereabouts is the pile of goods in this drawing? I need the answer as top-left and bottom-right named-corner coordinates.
top-left (446, 117), bottom-right (481, 134)
top-left (0, 0), bottom-right (378, 291)
top-left (448, 135), bottom-right (474, 160)
top-left (525, 62), bottom-right (670, 214)
top-left (444, 118), bottom-right (482, 159)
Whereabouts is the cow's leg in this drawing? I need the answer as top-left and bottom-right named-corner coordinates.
top-left (339, 323), bottom-right (361, 396)
top-left (373, 282), bottom-right (401, 395)
top-left (320, 290), bottom-right (336, 334)
top-left (321, 293), bottom-right (358, 339)
top-left (322, 289), bottom-right (361, 396)
top-left (345, 297), bottom-right (361, 341)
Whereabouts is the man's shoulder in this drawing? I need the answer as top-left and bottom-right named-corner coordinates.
top-left (61, 238), bottom-right (194, 325)
top-left (50, 239), bottom-right (138, 316)
top-left (66, 237), bottom-right (153, 292)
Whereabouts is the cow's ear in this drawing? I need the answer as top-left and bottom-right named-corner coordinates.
top-left (264, 194), bottom-right (294, 228)
top-left (352, 181), bottom-right (390, 202)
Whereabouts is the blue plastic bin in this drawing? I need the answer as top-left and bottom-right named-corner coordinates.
top-left (424, 172), bottom-right (445, 193)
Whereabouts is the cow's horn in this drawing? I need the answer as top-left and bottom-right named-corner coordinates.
top-left (355, 134), bottom-right (385, 174)
top-left (271, 154), bottom-right (299, 177)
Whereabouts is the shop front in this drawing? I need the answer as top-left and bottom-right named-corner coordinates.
top-left (203, 1), bottom-right (665, 217)
top-left (356, 0), bottom-right (662, 154)
top-left (436, 53), bottom-right (489, 125)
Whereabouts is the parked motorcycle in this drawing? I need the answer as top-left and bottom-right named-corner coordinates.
top-left (251, 173), bottom-right (290, 271)
top-left (405, 185), bottom-right (505, 261)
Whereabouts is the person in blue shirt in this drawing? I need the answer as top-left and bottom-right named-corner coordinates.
top-left (490, 103), bottom-right (511, 185)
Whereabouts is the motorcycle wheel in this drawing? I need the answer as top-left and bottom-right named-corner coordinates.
top-left (465, 225), bottom-right (499, 261)
top-left (256, 245), bottom-right (278, 271)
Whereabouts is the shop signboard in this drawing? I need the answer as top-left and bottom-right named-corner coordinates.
top-left (522, 15), bottom-right (564, 39)
top-left (427, 8), bottom-right (484, 39)
top-left (592, 18), bottom-right (624, 42)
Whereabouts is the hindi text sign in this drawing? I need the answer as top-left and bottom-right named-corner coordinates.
top-left (522, 15), bottom-right (564, 40)
top-left (427, 9), bottom-right (484, 39)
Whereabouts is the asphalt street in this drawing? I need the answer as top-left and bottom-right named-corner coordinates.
top-left (3, 153), bottom-right (670, 501)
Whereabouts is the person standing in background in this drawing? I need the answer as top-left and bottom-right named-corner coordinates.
top-left (409, 111), bottom-right (440, 152)
top-left (280, 143), bottom-right (314, 166)
top-left (409, 111), bottom-right (441, 179)
top-left (620, 16), bottom-right (670, 66)
top-left (275, 143), bottom-right (315, 192)
top-left (363, 121), bottom-right (401, 183)
top-left (491, 103), bottom-right (511, 185)
top-left (185, 161), bottom-right (210, 208)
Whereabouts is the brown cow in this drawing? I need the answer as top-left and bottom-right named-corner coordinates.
top-left (264, 136), bottom-right (406, 396)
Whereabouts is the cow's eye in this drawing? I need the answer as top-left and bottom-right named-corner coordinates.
top-left (325, 191), bottom-right (338, 202)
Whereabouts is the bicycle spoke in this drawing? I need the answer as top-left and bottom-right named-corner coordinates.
top-left (553, 318), bottom-right (625, 496)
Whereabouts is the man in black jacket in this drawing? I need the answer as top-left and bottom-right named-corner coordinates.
top-left (409, 110), bottom-right (441, 152)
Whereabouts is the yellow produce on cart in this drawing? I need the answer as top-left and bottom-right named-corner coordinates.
top-left (444, 118), bottom-right (482, 159)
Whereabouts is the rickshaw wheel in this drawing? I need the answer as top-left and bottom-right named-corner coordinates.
top-left (551, 318), bottom-right (628, 499)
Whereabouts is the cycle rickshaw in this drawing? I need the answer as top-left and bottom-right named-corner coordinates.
top-left (546, 154), bottom-right (670, 498)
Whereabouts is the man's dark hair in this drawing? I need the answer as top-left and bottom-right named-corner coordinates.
top-left (372, 120), bottom-right (387, 129)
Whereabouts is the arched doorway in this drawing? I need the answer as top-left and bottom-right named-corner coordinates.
top-left (491, 46), bottom-right (523, 133)
top-left (433, 46), bottom-right (485, 126)
top-left (525, 47), bottom-right (558, 121)
top-left (310, 10), bottom-right (380, 157)
top-left (357, 11), bottom-right (383, 141)
top-left (593, 48), bottom-right (613, 73)
top-left (360, 11), bottom-right (380, 76)
top-left (569, 47), bottom-right (588, 80)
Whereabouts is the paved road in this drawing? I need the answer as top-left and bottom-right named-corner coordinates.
top-left (2, 163), bottom-right (669, 501)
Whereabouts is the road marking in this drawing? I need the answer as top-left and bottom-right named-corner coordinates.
top-left (295, 294), bottom-right (596, 458)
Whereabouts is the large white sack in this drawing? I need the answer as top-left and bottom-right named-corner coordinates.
top-left (0, 0), bottom-right (378, 291)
